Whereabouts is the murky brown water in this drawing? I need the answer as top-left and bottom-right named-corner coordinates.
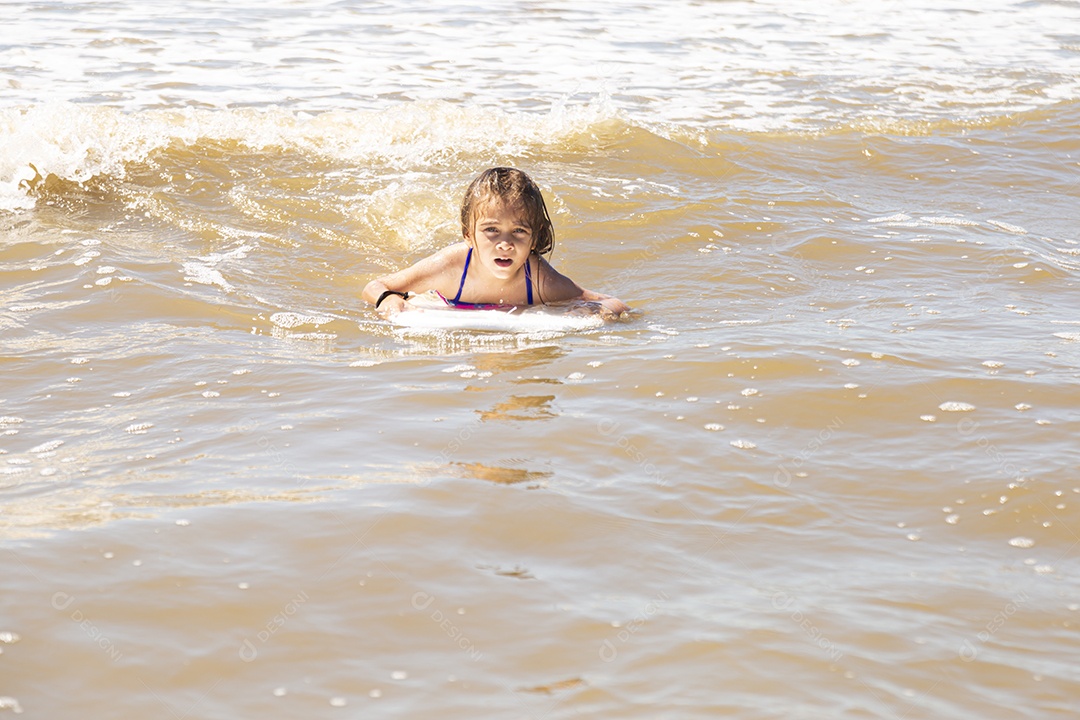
top-left (2, 1), bottom-right (1080, 717)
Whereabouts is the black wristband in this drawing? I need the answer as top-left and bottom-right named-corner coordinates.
top-left (375, 290), bottom-right (409, 309)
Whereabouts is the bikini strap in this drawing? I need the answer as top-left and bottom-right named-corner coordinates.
top-left (454, 247), bottom-right (534, 305)
top-left (452, 247), bottom-right (472, 303)
top-left (524, 254), bottom-right (534, 305)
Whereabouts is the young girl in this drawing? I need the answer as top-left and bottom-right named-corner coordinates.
top-left (362, 167), bottom-right (629, 318)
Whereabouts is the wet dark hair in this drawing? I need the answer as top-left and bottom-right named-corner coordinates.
top-left (459, 167), bottom-right (555, 256)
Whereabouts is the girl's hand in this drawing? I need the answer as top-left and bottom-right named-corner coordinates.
top-left (598, 296), bottom-right (630, 319)
top-left (378, 295), bottom-right (409, 318)
top-left (567, 302), bottom-right (601, 317)
top-left (576, 289), bottom-right (629, 319)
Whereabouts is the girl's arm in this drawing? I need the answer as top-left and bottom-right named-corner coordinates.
top-left (579, 288), bottom-right (631, 317)
top-left (362, 245), bottom-right (463, 315)
top-left (536, 257), bottom-right (630, 317)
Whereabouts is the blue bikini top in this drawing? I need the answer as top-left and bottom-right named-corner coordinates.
top-left (448, 247), bottom-right (534, 309)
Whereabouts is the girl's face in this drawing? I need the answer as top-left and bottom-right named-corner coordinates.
top-left (467, 200), bottom-right (535, 279)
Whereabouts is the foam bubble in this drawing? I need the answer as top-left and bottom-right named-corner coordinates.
top-left (987, 220), bottom-right (1028, 235)
top-left (0, 697), bottom-right (23, 714)
top-left (868, 213), bottom-right (911, 224)
top-left (938, 401), bottom-right (975, 412)
top-left (443, 364), bottom-right (475, 373)
top-left (920, 216), bottom-right (980, 226)
top-left (270, 312), bottom-right (333, 329)
top-left (182, 262), bottom-right (233, 292)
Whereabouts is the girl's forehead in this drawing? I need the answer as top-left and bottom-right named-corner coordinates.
top-left (473, 199), bottom-right (529, 223)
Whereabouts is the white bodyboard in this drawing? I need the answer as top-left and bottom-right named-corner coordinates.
top-left (389, 291), bottom-right (607, 332)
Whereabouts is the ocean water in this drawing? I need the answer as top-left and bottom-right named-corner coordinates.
top-left (2, 1), bottom-right (1080, 717)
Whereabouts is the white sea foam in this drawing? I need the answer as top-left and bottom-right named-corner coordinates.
top-left (920, 216), bottom-right (981, 227)
top-left (987, 220), bottom-right (1028, 235)
top-left (270, 313), bottom-right (334, 329)
top-left (0, 101), bottom-right (620, 212)
top-left (181, 262), bottom-right (234, 292)
top-left (868, 213), bottom-right (912, 224)
top-left (2, 0), bottom-right (1079, 215)
top-left (2, 0), bottom-right (1079, 213)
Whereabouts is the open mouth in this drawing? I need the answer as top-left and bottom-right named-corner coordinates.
top-left (494, 258), bottom-right (513, 268)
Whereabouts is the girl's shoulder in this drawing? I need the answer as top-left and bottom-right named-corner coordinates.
top-left (419, 242), bottom-right (469, 275)
top-left (533, 253), bottom-right (584, 302)
top-left (432, 241), bottom-right (469, 263)
top-left (383, 242), bottom-right (470, 296)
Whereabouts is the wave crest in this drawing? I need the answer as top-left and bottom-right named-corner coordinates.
top-left (0, 99), bottom-right (624, 213)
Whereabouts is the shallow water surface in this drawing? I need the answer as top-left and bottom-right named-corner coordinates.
top-left (2, 1), bottom-right (1080, 718)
